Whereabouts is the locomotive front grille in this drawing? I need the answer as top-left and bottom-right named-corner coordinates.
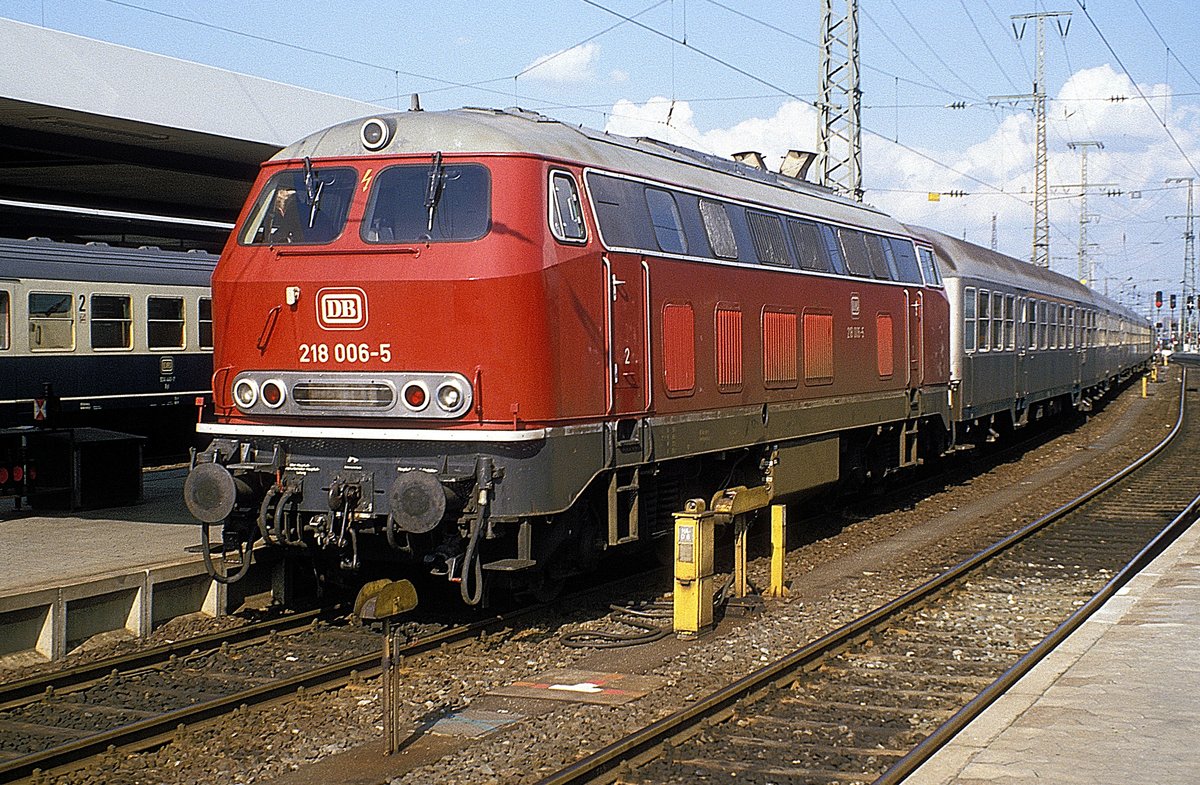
top-left (292, 381), bottom-right (395, 408)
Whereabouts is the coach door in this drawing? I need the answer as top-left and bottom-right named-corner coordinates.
top-left (1015, 297), bottom-right (1030, 406)
top-left (604, 253), bottom-right (650, 417)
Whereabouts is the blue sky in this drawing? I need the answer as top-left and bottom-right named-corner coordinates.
top-left (7, 0), bottom-right (1200, 313)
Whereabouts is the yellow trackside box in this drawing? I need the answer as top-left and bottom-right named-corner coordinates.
top-left (674, 500), bottom-right (716, 637)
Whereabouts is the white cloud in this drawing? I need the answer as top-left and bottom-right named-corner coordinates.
top-left (520, 43), bottom-right (601, 83)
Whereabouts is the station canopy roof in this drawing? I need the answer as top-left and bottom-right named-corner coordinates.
top-left (0, 18), bottom-right (387, 252)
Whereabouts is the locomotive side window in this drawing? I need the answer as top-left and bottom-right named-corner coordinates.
top-left (818, 224), bottom-right (848, 274)
top-left (363, 163), bottom-right (490, 243)
top-left (963, 286), bottom-right (976, 353)
top-left (147, 296), bottom-right (185, 349)
top-left (837, 228), bottom-right (872, 277)
top-left (549, 171), bottom-right (586, 243)
top-left (746, 210), bottom-right (790, 267)
top-left (91, 294), bottom-right (132, 350)
top-left (199, 297), bottom-right (214, 350)
top-left (861, 234), bottom-right (892, 279)
top-left (699, 199), bottom-right (739, 260)
top-left (241, 166), bottom-right (356, 246)
top-left (788, 219), bottom-right (831, 273)
top-left (0, 291), bottom-right (8, 350)
top-left (29, 292), bottom-right (74, 351)
top-left (916, 247), bottom-right (943, 286)
top-left (888, 239), bottom-right (923, 284)
top-left (645, 187), bottom-right (688, 254)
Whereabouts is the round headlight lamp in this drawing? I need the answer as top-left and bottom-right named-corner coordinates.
top-left (436, 381), bottom-right (465, 412)
top-left (233, 378), bottom-right (259, 409)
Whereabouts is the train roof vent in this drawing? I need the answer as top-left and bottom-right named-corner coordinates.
top-left (732, 150), bottom-right (767, 169)
top-left (780, 150), bottom-right (817, 181)
top-left (26, 236), bottom-right (52, 242)
top-left (85, 241), bottom-right (110, 246)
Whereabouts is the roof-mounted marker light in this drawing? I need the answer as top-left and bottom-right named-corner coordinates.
top-left (360, 117), bottom-right (393, 151)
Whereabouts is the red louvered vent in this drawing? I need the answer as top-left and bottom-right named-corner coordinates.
top-left (876, 312), bottom-right (894, 378)
top-left (803, 310), bottom-right (834, 384)
top-left (662, 302), bottom-right (695, 395)
top-left (762, 309), bottom-right (798, 388)
top-left (716, 304), bottom-right (743, 392)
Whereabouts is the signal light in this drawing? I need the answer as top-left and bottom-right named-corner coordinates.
top-left (402, 382), bottom-right (428, 411)
top-left (1171, 294), bottom-right (1178, 310)
top-left (1156, 290), bottom-right (1164, 308)
top-left (0, 467), bottom-right (8, 485)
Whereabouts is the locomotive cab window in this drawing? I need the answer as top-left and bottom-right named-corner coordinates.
top-left (29, 292), bottom-right (74, 351)
top-left (147, 296), bottom-right (184, 350)
top-left (0, 290), bottom-right (8, 350)
top-left (889, 239), bottom-right (924, 284)
top-left (363, 162), bottom-right (491, 243)
top-left (91, 294), bottom-right (132, 350)
top-left (549, 171), bottom-right (586, 243)
top-left (241, 166), bottom-right (356, 246)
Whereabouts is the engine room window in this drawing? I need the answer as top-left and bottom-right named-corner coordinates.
top-left (862, 234), bottom-right (892, 279)
top-left (837, 228), bottom-right (872, 277)
top-left (746, 210), bottom-right (790, 266)
top-left (699, 199), bottom-right (738, 260)
top-left (29, 292), bottom-right (74, 351)
top-left (0, 291), bottom-right (8, 350)
top-left (789, 219), bottom-right (831, 273)
top-left (199, 297), bottom-right (214, 350)
top-left (646, 187), bottom-right (688, 254)
top-left (549, 171), bottom-right (586, 243)
top-left (147, 296), bottom-right (185, 349)
top-left (241, 166), bottom-right (356, 246)
top-left (91, 294), bottom-right (132, 350)
top-left (362, 163), bottom-right (490, 244)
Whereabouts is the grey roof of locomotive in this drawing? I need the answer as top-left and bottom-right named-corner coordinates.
top-left (272, 107), bottom-right (908, 237)
top-left (0, 237), bottom-right (216, 287)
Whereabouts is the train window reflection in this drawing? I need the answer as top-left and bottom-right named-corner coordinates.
top-left (646, 188), bottom-right (688, 255)
top-left (147, 296), bottom-right (184, 349)
top-left (363, 163), bottom-right (490, 243)
top-left (91, 294), bottom-right (132, 350)
top-left (0, 291), bottom-right (8, 350)
top-left (241, 167), bottom-right (356, 246)
top-left (29, 292), bottom-right (74, 351)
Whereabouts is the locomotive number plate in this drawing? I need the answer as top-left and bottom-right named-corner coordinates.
top-left (299, 342), bottom-right (393, 364)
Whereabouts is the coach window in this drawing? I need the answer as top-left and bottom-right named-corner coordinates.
top-left (91, 294), bottom-right (132, 350)
top-left (698, 199), bottom-right (738, 260)
top-left (242, 166), bottom-right (356, 245)
top-left (746, 210), bottom-right (790, 266)
top-left (29, 292), bottom-right (74, 351)
top-left (1004, 294), bottom-right (1015, 349)
top-left (0, 291), bottom-right (8, 350)
top-left (990, 292), bottom-right (1003, 349)
top-left (1067, 307), bottom-right (1075, 348)
top-left (199, 297), bottom-right (213, 350)
top-left (645, 187), bottom-right (687, 254)
top-left (978, 290), bottom-right (991, 351)
top-left (147, 296), bottom-right (184, 350)
top-left (1058, 304), bottom-right (1066, 347)
top-left (963, 287), bottom-right (976, 352)
top-left (1038, 301), bottom-right (1048, 349)
top-left (549, 171), bottom-right (586, 243)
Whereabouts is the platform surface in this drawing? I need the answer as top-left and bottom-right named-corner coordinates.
top-left (0, 468), bottom-right (202, 595)
top-left (905, 516), bottom-right (1200, 785)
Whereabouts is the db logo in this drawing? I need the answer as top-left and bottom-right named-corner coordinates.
top-left (316, 287), bottom-right (368, 330)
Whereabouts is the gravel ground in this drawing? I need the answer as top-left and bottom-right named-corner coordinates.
top-left (26, 372), bottom-right (1178, 785)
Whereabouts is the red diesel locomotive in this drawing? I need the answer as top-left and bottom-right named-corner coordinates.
top-left (184, 106), bottom-right (958, 603)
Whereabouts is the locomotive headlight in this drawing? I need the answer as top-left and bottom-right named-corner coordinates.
top-left (261, 379), bottom-right (287, 409)
top-left (435, 380), bottom-right (465, 412)
top-left (401, 381), bottom-right (429, 411)
top-left (360, 117), bottom-right (393, 151)
top-left (233, 378), bottom-right (259, 409)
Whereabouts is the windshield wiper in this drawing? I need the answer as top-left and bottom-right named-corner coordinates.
top-left (303, 156), bottom-right (324, 229)
top-left (425, 151), bottom-right (445, 233)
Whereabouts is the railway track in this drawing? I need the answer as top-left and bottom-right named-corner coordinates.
top-left (538, 371), bottom-right (1200, 785)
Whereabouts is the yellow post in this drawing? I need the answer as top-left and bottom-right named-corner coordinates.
top-left (1142, 375), bottom-right (1148, 398)
top-left (733, 515), bottom-right (749, 598)
top-left (673, 500), bottom-right (715, 638)
top-left (766, 504), bottom-right (790, 598)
